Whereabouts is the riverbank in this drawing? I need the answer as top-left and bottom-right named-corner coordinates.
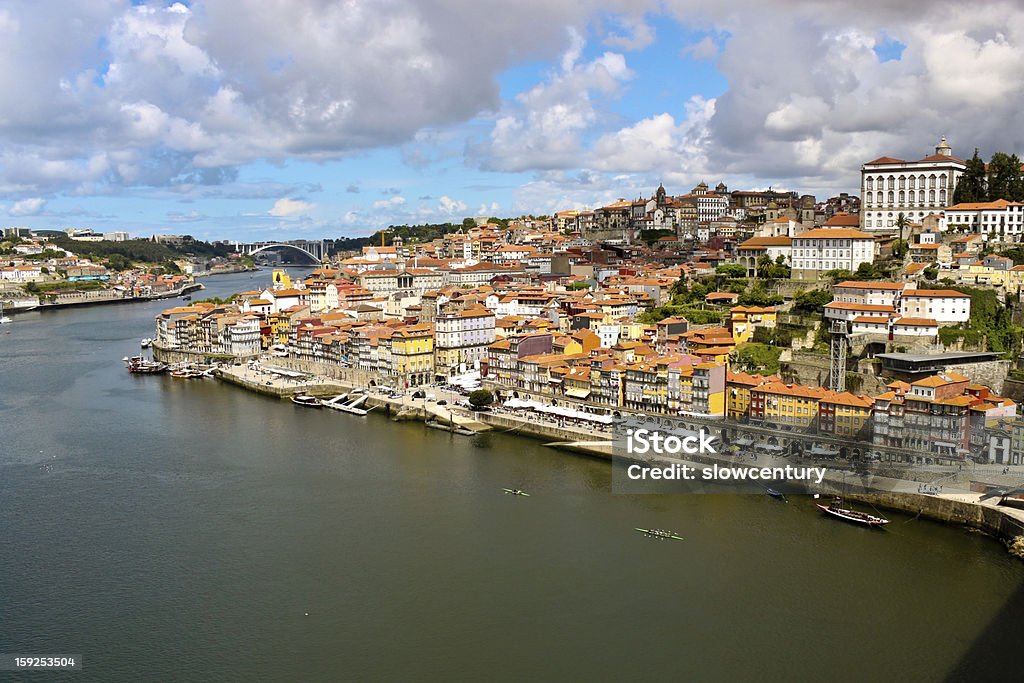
top-left (12, 282), bottom-right (203, 314)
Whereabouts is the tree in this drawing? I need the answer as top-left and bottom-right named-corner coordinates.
top-left (462, 217), bottom-right (476, 229)
top-left (894, 213), bottom-right (911, 257)
top-left (755, 254), bottom-right (773, 278)
top-left (987, 152), bottom-right (1024, 202)
top-left (791, 288), bottom-right (832, 315)
top-left (731, 343), bottom-right (783, 374)
top-left (716, 263), bottom-right (747, 278)
top-left (953, 148), bottom-right (988, 204)
top-left (468, 389), bottom-right (494, 409)
top-left (923, 267), bottom-right (938, 281)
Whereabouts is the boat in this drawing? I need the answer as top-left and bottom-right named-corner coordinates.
top-left (0, 301), bottom-right (11, 324)
top-left (291, 394), bottom-right (322, 407)
top-left (502, 488), bottom-right (530, 497)
top-left (181, 295), bottom-right (191, 301)
top-left (123, 355), bottom-right (167, 374)
top-left (140, 338), bottom-right (154, 348)
top-left (634, 528), bottom-right (684, 541)
top-left (766, 487), bottom-right (787, 501)
top-left (815, 497), bottom-right (889, 527)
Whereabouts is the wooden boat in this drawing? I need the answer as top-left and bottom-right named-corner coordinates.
top-left (634, 528), bottom-right (684, 541)
top-left (815, 497), bottom-right (889, 527)
top-left (123, 356), bottom-right (167, 374)
top-left (766, 487), bottom-right (787, 501)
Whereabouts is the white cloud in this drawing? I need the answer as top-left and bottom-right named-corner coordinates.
top-left (472, 29), bottom-right (635, 171)
top-left (268, 198), bottom-right (314, 216)
top-left (0, 0), bottom-right (655, 195)
top-left (8, 197), bottom-right (46, 216)
top-left (438, 195), bottom-right (467, 214)
top-left (372, 195), bottom-right (407, 209)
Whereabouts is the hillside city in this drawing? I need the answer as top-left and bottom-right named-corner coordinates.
top-left (6, 137), bottom-right (1024, 469)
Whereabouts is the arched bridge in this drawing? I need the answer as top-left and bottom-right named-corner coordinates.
top-left (233, 239), bottom-right (326, 263)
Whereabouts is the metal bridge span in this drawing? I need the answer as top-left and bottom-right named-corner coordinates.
top-left (233, 239), bottom-right (326, 262)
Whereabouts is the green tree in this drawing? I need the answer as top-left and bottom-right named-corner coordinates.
top-left (953, 148), bottom-right (988, 204)
top-left (791, 288), bottom-right (832, 315)
top-left (468, 389), bottom-right (494, 408)
top-left (894, 213), bottom-right (911, 256)
top-left (716, 263), bottom-right (747, 278)
top-left (731, 343), bottom-right (783, 374)
top-left (922, 267), bottom-right (938, 281)
top-left (462, 217), bottom-right (476, 229)
top-left (987, 152), bottom-right (1024, 201)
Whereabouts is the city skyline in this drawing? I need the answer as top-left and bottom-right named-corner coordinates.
top-left (1, 0), bottom-right (1022, 240)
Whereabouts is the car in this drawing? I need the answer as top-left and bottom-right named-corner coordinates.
top-left (436, 400), bottom-right (448, 406)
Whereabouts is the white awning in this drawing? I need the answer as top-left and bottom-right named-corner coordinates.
top-left (566, 388), bottom-right (591, 399)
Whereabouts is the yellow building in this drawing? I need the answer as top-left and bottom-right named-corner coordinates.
top-left (391, 324), bottom-right (435, 387)
top-left (749, 381), bottom-right (825, 427)
top-left (730, 306), bottom-right (777, 344)
top-left (818, 391), bottom-right (874, 437)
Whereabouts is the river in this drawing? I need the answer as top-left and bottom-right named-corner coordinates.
top-left (1, 268), bottom-right (1021, 681)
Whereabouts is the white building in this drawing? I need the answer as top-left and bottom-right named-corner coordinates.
top-left (899, 289), bottom-right (971, 324)
top-left (434, 306), bottom-right (496, 376)
top-left (791, 228), bottom-right (875, 279)
top-left (942, 199), bottom-right (1024, 240)
top-left (831, 281), bottom-right (908, 307)
top-left (860, 137), bottom-right (966, 232)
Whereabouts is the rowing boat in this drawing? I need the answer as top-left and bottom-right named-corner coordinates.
top-left (502, 488), bottom-right (530, 496)
top-left (634, 528), bottom-right (684, 541)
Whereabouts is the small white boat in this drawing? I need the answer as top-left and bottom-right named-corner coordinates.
top-left (140, 338), bottom-right (154, 348)
top-left (0, 301), bottom-right (11, 324)
top-left (291, 394), bottom-right (322, 407)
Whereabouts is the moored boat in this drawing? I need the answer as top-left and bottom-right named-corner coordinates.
top-left (766, 487), bottom-right (787, 501)
top-left (140, 338), bottom-right (154, 348)
top-left (123, 355), bottom-right (168, 374)
top-left (291, 394), bottom-right (322, 407)
top-left (815, 497), bottom-right (889, 527)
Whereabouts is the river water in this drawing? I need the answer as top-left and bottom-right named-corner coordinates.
top-left (1, 268), bottom-right (1021, 681)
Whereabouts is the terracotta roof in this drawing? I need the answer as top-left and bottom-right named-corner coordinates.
top-left (893, 317), bottom-right (938, 326)
top-left (824, 213), bottom-right (861, 227)
top-left (738, 236), bottom-right (792, 248)
top-left (865, 156), bottom-right (906, 164)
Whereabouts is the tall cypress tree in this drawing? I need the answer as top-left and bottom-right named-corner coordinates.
top-left (953, 148), bottom-right (988, 204)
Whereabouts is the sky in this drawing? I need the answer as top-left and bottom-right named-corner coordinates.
top-left (1, 0), bottom-right (1024, 241)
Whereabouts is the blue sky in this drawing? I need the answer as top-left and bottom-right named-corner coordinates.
top-left (0, 1), bottom-right (1021, 241)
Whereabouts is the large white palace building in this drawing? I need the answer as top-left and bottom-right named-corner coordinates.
top-left (860, 138), bottom-right (966, 232)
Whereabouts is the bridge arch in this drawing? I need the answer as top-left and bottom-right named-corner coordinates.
top-left (246, 243), bottom-right (322, 263)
